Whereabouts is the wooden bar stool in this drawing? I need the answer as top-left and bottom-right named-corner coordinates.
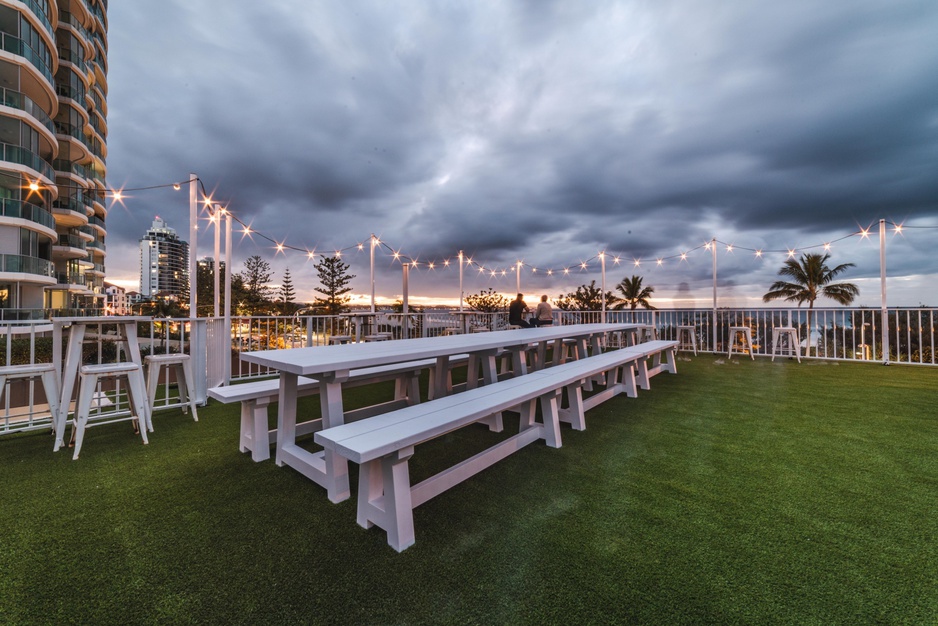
top-left (639, 324), bottom-right (659, 342)
top-left (0, 363), bottom-right (62, 450)
top-left (71, 362), bottom-right (150, 460)
top-left (145, 354), bottom-right (199, 421)
top-left (676, 325), bottom-right (698, 355)
top-left (363, 333), bottom-right (391, 342)
top-left (728, 326), bottom-right (754, 360)
top-left (771, 327), bottom-right (801, 363)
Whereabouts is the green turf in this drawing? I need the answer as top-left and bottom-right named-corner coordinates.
top-left (1, 358), bottom-right (935, 625)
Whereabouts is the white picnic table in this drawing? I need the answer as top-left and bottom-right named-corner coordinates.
top-left (240, 322), bottom-right (640, 503)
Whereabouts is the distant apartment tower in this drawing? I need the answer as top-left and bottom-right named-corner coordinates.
top-left (0, 0), bottom-right (110, 317)
top-left (139, 217), bottom-right (188, 298)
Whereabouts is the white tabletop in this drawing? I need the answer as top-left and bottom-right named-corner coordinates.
top-left (242, 323), bottom-right (640, 376)
top-left (52, 316), bottom-right (152, 324)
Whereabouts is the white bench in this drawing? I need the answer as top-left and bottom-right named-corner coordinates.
top-left (208, 355), bottom-right (469, 462)
top-left (315, 340), bottom-right (678, 552)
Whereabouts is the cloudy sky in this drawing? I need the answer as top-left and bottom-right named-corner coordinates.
top-left (103, 0), bottom-right (938, 308)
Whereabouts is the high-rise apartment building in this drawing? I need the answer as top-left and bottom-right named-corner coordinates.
top-left (0, 0), bottom-right (108, 319)
top-left (139, 217), bottom-right (188, 298)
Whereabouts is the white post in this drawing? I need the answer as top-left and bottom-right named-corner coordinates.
top-left (370, 234), bottom-right (376, 313)
top-left (711, 238), bottom-right (717, 352)
top-left (516, 261), bottom-right (521, 294)
top-left (402, 264), bottom-right (410, 339)
top-left (188, 173), bottom-right (198, 320)
top-left (458, 250), bottom-right (464, 312)
top-left (224, 214), bottom-right (232, 385)
top-left (879, 219), bottom-right (889, 365)
top-left (600, 252), bottom-right (606, 324)
top-left (213, 207), bottom-right (221, 318)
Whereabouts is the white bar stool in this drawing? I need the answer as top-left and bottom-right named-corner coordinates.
top-left (71, 362), bottom-right (150, 460)
top-left (771, 327), bottom-right (801, 362)
top-left (363, 333), bottom-right (391, 342)
top-left (639, 324), bottom-right (659, 342)
top-left (145, 354), bottom-right (199, 420)
top-left (328, 335), bottom-right (353, 345)
top-left (676, 325), bottom-right (698, 355)
top-left (0, 363), bottom-right (62, 450)
top-left (728, 326), bottom-right (754, 360)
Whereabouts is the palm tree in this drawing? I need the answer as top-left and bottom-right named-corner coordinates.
top-left (613, 275), bottom-right (656, 310)
top-left (762, 252), bottom-right (859, 353)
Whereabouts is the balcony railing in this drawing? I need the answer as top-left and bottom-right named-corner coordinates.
top-left (0, 31), bottom-right (54, 85)
top-left (0, 254), bottom-right (54, 277)
top-left (22, 0), bottom-right (55, 40)
top-left (56, 233), bottom-right (86, 249)
top-left (0, 199), bottom-right (55, 230)
top-left (1, 142), bottom-right (55, 181)
top-left (0, 87), bottom-right (55, 135)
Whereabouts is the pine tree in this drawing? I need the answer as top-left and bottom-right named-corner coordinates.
top-left (239, 255), bottom-right (273, 315)
top-left (312, 256), bottom-right (355, 315)
top-left (279, 268), bottom-right (297, 315)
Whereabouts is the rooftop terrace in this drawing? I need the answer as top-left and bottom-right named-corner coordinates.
top-left (1, 356), bottom-right (935, 624)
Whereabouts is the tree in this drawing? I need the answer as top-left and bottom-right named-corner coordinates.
top-left (465, 288), bottom-right (508, 313)
top-left (240, 255), bottom-right (274, 315)
top-left (554, 280), bottom-right (617, 311)
top-left (613, 275), bottom-right (656, 310)
top-left (312, 256), bottom-right (355, 315)
top-left (278, 268), bottom-right (297, 315)
top-left (195, 261), bottom-right (230, 317)
top-left (762, 252), bottom-right (859, 352)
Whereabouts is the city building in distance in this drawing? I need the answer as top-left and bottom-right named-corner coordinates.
top-left (139, 216), bottom-right (189, 299)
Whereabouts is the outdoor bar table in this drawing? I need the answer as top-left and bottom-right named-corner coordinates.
top-left (240, 322), bottom-right (640, 503)
top-left (51, 316), bottom-right (152, 451)
top-left (338, 312), bottom-right (379, 342)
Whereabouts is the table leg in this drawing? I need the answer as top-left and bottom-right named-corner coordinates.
top-left (275, 372), bottom-right (299, 467)
top-left (319, 378), bottom-right (351, 503)
top-left (55, 324), bottom-right (86, 450)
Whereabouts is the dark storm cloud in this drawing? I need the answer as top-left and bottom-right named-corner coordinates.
top-left (103, 0), bottom-right (938, 305)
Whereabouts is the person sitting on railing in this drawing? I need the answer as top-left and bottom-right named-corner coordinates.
top-left (508, 294), bottom-right (532, 328)
top-left (531, 295), bottom-right (554, 327)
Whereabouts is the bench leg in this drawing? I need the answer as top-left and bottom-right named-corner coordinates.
top-left (560, 383), bottom-right (585, 431)
top-left (539, 391), bottom-right (562, 448)
top-left (358, 448), bottom-right (416, 552)
top-left (636, 358), bottom-right (651, 391)
top-left (621, 363), bottom-right (639, 398)
top-left (240, 399), bottom-right (271, 462)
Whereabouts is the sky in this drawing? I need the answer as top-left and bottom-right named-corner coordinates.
top-left (102, 0), bottom-right (938, 308)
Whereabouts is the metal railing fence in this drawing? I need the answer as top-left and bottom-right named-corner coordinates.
top-left (1, 307), bottom-right (934, 440)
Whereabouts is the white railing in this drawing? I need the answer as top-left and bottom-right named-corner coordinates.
top-left (1, 307), bottom-right (934, 439)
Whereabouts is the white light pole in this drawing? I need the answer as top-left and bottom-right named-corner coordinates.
top-left (516, 261), bottom-right (522, 295)
top-left (600, 251), bottom-right (606, 323)
top-left (711, 238), bottom-right (717, 351)
top-left (879, 219), bottom-right (889, 365)
top-left (213, 206), bottom-right (221, 318)
top-left (188, 173), bottom-right (198, 320)
top-left (458, 250), bottom-right (464, 312)
top-left (370, 234), bottom-right (376, 313)
top-left (224, 213), bottom-right (232, 384)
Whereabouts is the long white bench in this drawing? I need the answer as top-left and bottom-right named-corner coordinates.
top-left (315, 340), bottom-right (677, 552)
top-left (208, 355), bottom-right (469, 462)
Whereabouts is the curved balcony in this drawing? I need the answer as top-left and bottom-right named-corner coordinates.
top-left (77, 224), bottom-right (94, 241)
top-left (0, 87), bottom-right (55, 135)
top-left (54, 233), bottom-right (87, 259)
top-left (56, 45), bottom-right (88, 75)
top-left (57, 10), bottom-right (94, 54)
top-left (0, 254), bottom-right (55, 281)
top-left (1, 142), bottom-right (55, 183)
top-left (53, 121), bottom-right (92, 162)
top-left (0, 198), bottom-right (56, 232)
top-left (21, 0), bottom-right (56, 42)
top-left (87, 213), bottom-right (105, 233)
top-left (0, 31), bottom-right (55, 86)
top-left (51, 196), bottom-right (89, 227)
top-left (86, 262), bottom-right (104, 276)
top-left (54, 270), bottom-right (90, 290)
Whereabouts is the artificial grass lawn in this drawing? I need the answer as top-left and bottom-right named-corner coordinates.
top-left (1, 357), bottom-right (935, 625)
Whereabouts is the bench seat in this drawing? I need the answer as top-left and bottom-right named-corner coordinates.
top-left (208, 355), bottom-right (469, 462)
top-left (315, 340), bottom-right (677, 552)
